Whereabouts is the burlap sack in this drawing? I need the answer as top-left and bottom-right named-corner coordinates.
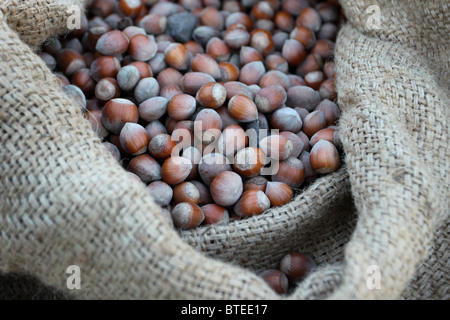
top-left (0, 0), bottom-right (448, 300)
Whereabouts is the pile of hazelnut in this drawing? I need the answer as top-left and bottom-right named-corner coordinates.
top-left (39, 0), bottom-right (343, 230)
top-left (260, 252), bottom-right (315, 294)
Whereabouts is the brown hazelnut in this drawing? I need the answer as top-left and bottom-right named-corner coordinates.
top-left (265, 181), bottom-right (293, 207)
top-left (162, 156), bottom-right (193, 185)
top-left (309, 140), bottom-right (340, 174)
top-left (191, 53), bottom-right (221, 80)
top-left (119, 122), bottom-right (150, 155)
top-left (101, 98), bottom-right (139, 134)
top-left (280, 252), bottom-right (315, 283)
top-left (255, 85), bottom-right (287, 113)
top-left (227, 94), bottom-right (259, 123)
top-left (180, 72), bottom-right (216, 96)
top-left (128, 154), bottom-right (162, 183)
top-left (195, 82), bottom-right (227, 109)
top-left (148, 133), bottom-right (177, 160)
top-left (172, 181), bottom-right (201, 205)
top-left (243, 176), bottom-right (268, 192)
top-left (272, 157), bottom-right (306, 188)
top-left (210, 171), bottom-right (243, 207)
top-left (259, 269), bottom-right (289, 295)
top-left (171, 202), bottom-right (205, 229)
top-left (233, 147), bottom-right (266, 178)
top-left (233, 190), bottom-right (270, 217)
top-left (201, 204), bottom-right (229, 225)
top-left (146, 181), bottom-right (173, 207)
top-left (167, 94), bottom-right (197, 121)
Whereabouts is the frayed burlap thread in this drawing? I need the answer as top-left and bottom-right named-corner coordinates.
top-left (0, 0), bottom-right (448, 299)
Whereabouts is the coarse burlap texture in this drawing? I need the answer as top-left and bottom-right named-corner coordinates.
top-left (0, 0), bottom-right (448, 299)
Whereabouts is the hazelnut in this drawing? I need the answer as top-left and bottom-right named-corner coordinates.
top-left (167, 94), bottom-right (197, 121)
top-left (148, 133), bottom-right (177, 160)
top-left (233, 190), bottom-right (270, 217)
top-left (118, 0), bottom-right (144, 18)
top-left (191, 53), bottom-right (221, 80)
top-left (71, 68), bottom-right (95, 97)
top-left (116, 65), bottom-right (140, 92)
top-left (259, 135), bottom-right (293, 161)
top-left (171, 202), bottom-right (205, 229)
top-left (138, 96), bottom-right (169, 122)
top-left (101, 98), bottom-right (139, 134)
top-left (250, 29), bottom-right (275, 56)
top-left (239, 61), bottom-right (266, 86)
top-left (145, 120), bottom-right (167, 141)
top-left (319, 78), bottom-right (337, 101)
top-left (304, 71), bottom-right (325, 91)
top-left (172, 181), bottom-right (201, 205)
top-left (224, 25), bottom-right (250, 49)
top-left (199, 7), bottom-right (224, 30)
top-left (274, 11), bottom-right (295, 32)
top-left (272, 156), bottom-right (305, 188)
top-left (128, 34), bottom-right (157, 62)
top-left (161, 156), bottom-right (192, 187)
top-left (239, 46), bottom-right (264, 66)
top-left (195, 82), bottom-right (227, 109)
top-left (310, 127), bottom-right (339, 148)
top-left (302, 110), bottom-right (327, 137)
top-left (217, 124), bottom-right (248, 158)
top-left (180, 72), bottom-right (216, 96)
top-left (95, 30), bottom-right (129, 56)
top-left (198, 153), bottom-right (231, 186)
top-left (119, 122), bottom-right (150, 155)
top-left (233, 147), bottom-right (266, 178)
top-left (296, 7), bottom-right (322, 32)
top-left (290, 26), bottom-right (317, 50)
top-left (201, 204), bottom-right (229, 225)
top-left (224, 82), bottom-right (254, 101)
top-left (259, 70), bottom-right (290, 90)
top-left (134, 77), bottom-right (160, 104)
top-left (299, 151), bottom-right (318, 180)
top-left (90, 56), bottom-right (121, 82)
top-left (243, 176), bottom-right (268, 192)
top-left (102, 141), bottom-right (121, 162)
top-left (225, 12), bottom-right (253, 31)
top-left (296, 53), bottom-right (323, 77)
top-left (57, 49), bottom-right (86, 77)
top-left (139, 14), bottom-right (167, 35)
top-left (128, 61), bottom-right (153, 79)
top-left (259, 269), bottom-right (289, 295)
top-left (156, 67), bottom-right (183, 88)
top-left (95, 78), bottom-right (120, 102)
top-left (270, 107), bottom-right (303, 133)
top-left (165, 43), bottom-right (191, 71)
top-left (279, 131), bottom-right (304, 158)
top-left (265, 181), bottom-right (293, 207)
top-left (128, 154), bottom-right (162, 183)
top-left (264, 54), bottom-right (289, 74)
top-left (210, 171), bottom-right (243, 207)
top-left (309, 140), bottom-right (340, 174)
top-left (227, 94), bottom-right (258, 123)
top-left (206, 37), bottom-right (230, 62)
top-left (280, 252), bottom-right (315, 283)
top-left (282, 39), bottom-right (307, 67)
top-left (146, 181), bottom-right (173, 207)
top-left (184, 41), bottom-right (205, 57)
top-left (286, 85), bottom-right (321, 111)
top-left (254, 85), bottom-right (287, 113)
top-left (315, 99), bottom-right (341, 126)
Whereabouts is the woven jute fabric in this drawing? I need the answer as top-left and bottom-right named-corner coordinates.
top-left (0, 0), bottom-right (448, 300)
